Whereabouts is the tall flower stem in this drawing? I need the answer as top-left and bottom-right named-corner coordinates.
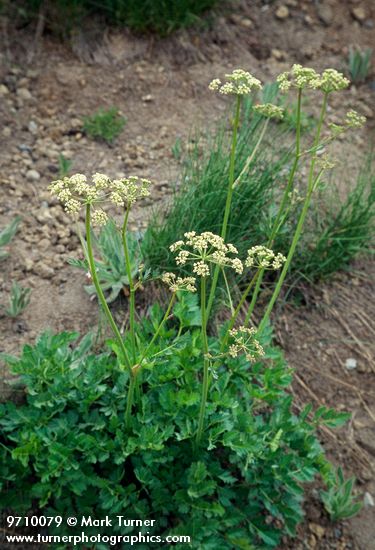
top-left (219, 271), bottom-right (260, 353)
top-left (122, 208), bottom-right (136, 363)
top-left (241, 90), bottom-right (303, 328)
top-left (85, 205), bottom-right (135, 429)
top-left (196, 278), bottom-right (210, 445)
top-left (85, 204), bottom-right (132, 372)
top-left (224, 90), bottom-right (302, 331)
top-left (232, 118), bottom-right (269, 190)
top-left (138, 293), bottom-right (176, 366)
top-left (258, 93), bottom-right (328, 333)
top-left (206, 95), bottom-right (241, 318)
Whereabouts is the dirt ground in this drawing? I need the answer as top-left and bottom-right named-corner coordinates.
top-left (0, 0), bottom-right (374, 548)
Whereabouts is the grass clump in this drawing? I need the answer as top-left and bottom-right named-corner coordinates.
top-left (83, 107), bottom-right (126, 144)
top-left (142, 100), bottom-right (290, 283)
top-left (348, 47), bottom-right (373, 84)
top-left (280, 158), bottom-right (375, 285)
top-left (5, 0), bottom-right (220, 35)
top-left (142, 94), bottom-right (374, 296)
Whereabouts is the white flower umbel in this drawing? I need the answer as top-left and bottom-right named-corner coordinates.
top-left (209, 69), bottom-right (262, 96)
top-left (245, 246), bottom-right (286, 270)
top-left (277, 64), bottom-right (320, 92)
top-left (277, 65), bottom-right (350, 94)
top-left (170, 231), bottom-right (243, 277)
top-left (228, 326), bottom-right (265, 362)
top-left (253, 103), bottom-right (284, 120)
top-left (49, 173), bottom-right (152, 224)
top-left (161, 272), bottom-right (197, 293)
top-left (316, 69), bottom-right (350, 93)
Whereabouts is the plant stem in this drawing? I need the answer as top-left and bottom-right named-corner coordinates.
top-left (232, 90), bottom-right (304, 330)
top-left (232, 118), bottom-right (269, 190)
top-left (138, 293), bottom-right (176, 366)
top-left (85, 205), bottom-right (135, 429)
top-left (196, 278), bottom-right (210, 445)
top-left (85, 204), bottom-right (132, 372)
top-left (206, 95), bottom-right (242, 318)
top-left (258, 93), bottom-right (328, 333)
top-left (125, 375), bottom-right (136, 429)
top-left (219, 270), bottom-right (259, 353)
top-left (122, 208), bottom-right (136, 363)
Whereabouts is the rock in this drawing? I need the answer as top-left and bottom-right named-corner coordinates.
top-left (16, 87), bottom-right (32, 101)
top-left (39, 238), bottom-right (50, 251)
top-left (0, 84), bottom-right (9, 96)
top-left (309, 523), bottom-right (325, 539)
top-left (36, 208), bottom-right (53, 225)
top-left (26, 169), bottom-right (41, 182)
top-left (275, 5), bottom-right (289, 19)
top-left (271, 48), bottom-right (286, 61)
top-left (351, 6), bottom-right (366, 22)
top-left (142, 94), bottom-right (154, 102)
top-left (24, 258), bottom-right (34, 271)
top-left (28, 120), bottom-right (38, 135)
top-left (317, 4), bottom-right (333, 26)
top-left (230, 13), bottom-right (254, 28)
top-left (345, 357), bottom-right (357, 370)
top-left (37, 263), bottom-right (55, 279)
top-left (3, 127), bottom-right (11, 137)
top-left (240, 18), bottom-right (253, 28)
top-left (357, 428), bottom-right (375, 455)
top-left (364, 492), bottom-right (374, 508)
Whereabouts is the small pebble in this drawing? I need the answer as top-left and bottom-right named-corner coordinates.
top-left (26, 169), bottom-right (41, 182)
top-left (364, 492), bottom-right (374, 507)
top-left (275, 5), bottom-right (289, 19)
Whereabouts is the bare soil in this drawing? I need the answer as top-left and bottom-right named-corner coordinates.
top-left (0, 0), bottom-right (374, 548)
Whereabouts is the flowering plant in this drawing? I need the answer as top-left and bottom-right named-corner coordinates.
top-left (0, 65), bottom-right (364, 548)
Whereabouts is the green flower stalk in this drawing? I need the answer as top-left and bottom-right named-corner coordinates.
top-left (196, 277), bottom-right (209, 446)
top-left (206, 69), bottom-right (263, 318)
top-left (170, 231), bottom-right (242, 441)
top-left (49, 172), bottom-right (152, 429)
top-left (258, 92), bottom-right (328, 333)
top-left (122, 208), bottom-right (136, 363)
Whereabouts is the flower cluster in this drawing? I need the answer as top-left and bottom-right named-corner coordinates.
top-left (317, 69), bottom-right (350, 93)
top-left (245, 246), bottom-right (286, 270)
top-left (110, 176), bottom-right (151, 207)
top-left (277, 65), bottom-right (320, 92)
top-left (228, 326), bottom-right (265, 362)
top-left (317, 154), bottom-right (336, 171)
top-left (161, 272), bottom-right (197, 293)
top-left (345, 109), bottom-right (366, 129)
top-left (277, 65), bottom-right (349, 94)
top-left (209, 69), bottom-right (262, 96)
top-left (253, 103), bottom-right (284, 120)
top-left (329, 109), bottom-right (366, 137)
top-left (49, 173), bottom-right (152, 224)
top-left (170, 231), bottom-right (243, 277)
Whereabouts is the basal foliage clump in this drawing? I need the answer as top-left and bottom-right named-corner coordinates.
top-left (0, 65), bottom-right (364, 548)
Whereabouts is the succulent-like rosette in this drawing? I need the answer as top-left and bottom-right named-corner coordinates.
top-left (170, 231), bottom-right (243, 277)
